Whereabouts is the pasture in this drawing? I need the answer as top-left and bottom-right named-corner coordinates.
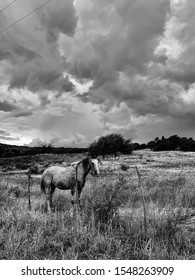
top-left (0, 150), bottom-right (195, 259)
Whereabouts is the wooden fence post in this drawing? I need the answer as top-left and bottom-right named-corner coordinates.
top-left (135, 166), bottom-right (147, 236)
top-left (28, 172), bottom-right (31, 211)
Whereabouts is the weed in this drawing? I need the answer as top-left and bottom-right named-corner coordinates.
top-left (120, 164), bottom-right (129, 171)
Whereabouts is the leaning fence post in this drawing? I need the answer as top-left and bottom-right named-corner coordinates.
top-left (135, 166), bottom-right (147, 236)
top-left (27, 171), bottom-right (31, 211)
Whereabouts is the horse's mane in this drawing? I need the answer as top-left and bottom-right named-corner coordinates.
top-left (76, 156), bottom-right (90, 167)
top-left (76, 157), bottom-right (91, 180)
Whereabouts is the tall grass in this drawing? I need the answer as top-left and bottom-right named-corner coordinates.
top-left (0, 173), bottom-right (195, 259)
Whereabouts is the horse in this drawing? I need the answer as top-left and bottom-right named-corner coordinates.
top-left (40, 156), bottom-right (100, 211)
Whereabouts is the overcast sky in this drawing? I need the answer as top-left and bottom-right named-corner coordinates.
top-left (1, 0), bottom-right (195, 147)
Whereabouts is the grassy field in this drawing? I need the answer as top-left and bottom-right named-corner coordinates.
top-left (0, 150), bottom-right (195, 259)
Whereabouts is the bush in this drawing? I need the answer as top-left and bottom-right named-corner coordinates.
top-left (82, 176), bottom-right (129, 226)
top-left (88, 133), bottom-right (132, 158)
top-left (15, 162), bottom-right (29, 170)
top-left (2, 149), bottom-right (15, 158)
top-left (120, 164), bottom-right (129, 171)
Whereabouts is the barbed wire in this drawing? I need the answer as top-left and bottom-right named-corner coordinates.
top-left (0, 0), bottom-right (17, 15)
top-left (0, 0), bottom-right (52, 35)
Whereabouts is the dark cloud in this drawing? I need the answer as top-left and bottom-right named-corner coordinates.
top-left (62, 75), bottom-right (75, 93)
top-left (8, 109), bottom-right (33, 118)
top-left (0, 129), bottom-right (10, 136)
top-left (9, 68), bottom-right (60, 92)
top-left (0, 129), bottom-right (19, 141)
top-left (155, 55), bottom-right (168, 65)
top-left (165, 65), bottom-right (195, 90)
top-left (63, 0), bottom-right (170, 116)
top-left (3, 0), bottom-right (195, 145)
top-left (0, 135), bottom-right (19, 141)
top-left (0, 0), bottom-right (77, 95)
top-left (163, 0), bottom-right (195, 87)
top-left (65, 0), bottom-right (195, 133)
top-left (38, 0), bottom-right (78, 41)
top-left (0, 39), bottom-right (41, 63)
top-left (0, 100), bottom-right (17, 112)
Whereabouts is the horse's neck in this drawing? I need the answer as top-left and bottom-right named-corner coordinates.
top-left (76, 163), bottom-right (89, 183)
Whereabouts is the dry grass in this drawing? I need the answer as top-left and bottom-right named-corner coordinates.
top-left (1, 150), bottom-right (195, 259)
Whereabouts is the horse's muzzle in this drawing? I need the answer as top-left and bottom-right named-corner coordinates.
top-left (91, 171), bottom-right (99, 176)
top-left (95, 171), bottom-right (100, 176)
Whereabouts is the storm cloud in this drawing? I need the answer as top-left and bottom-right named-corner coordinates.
top-left (0, 0), bottom-right (77, 94)
top-left (0, 129), bottom-right (19, 141)
top-left (60, 0), bottom-right (195, 136)
top-left (0, 100), bottom-right (17, 112)
top-left (1, 0), bottom-right (195, 145)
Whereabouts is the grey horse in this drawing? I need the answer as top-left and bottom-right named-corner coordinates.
top-left (41, 157), bottom-right (100, 211)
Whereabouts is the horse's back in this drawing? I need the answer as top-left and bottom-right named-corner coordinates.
top-left (42, 165), bottom-right (74, 176)
top-left (42, 165), bottom-right (76, 189)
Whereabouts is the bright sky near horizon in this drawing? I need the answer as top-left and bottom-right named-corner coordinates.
top-left (0, 0), bottom-right (195, 147)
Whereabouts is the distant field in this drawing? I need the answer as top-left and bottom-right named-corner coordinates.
top-left (0, 150), bottom-right (195, 259)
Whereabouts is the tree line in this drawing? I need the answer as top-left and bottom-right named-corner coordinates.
top-left (1, 134), bottom-right (195, 159)
top-left (133, 135), bottom-right (195, 152)
top-left (0, 133), bottom-right (132, 159)
top-left (0, 143), bottom-right (87, 158)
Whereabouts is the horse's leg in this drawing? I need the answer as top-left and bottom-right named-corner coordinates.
top-left (48, 184), bottom-right (56, 211)
top-left (78, 188), bottom-right (82, 207)
top-left (41, 179), bottom-right (47, 211)
top-left (71, 184), bottom-right (77, 204)
top-left (45, 183), bottom-right (54, 212)
top-left (71, 183), bottom-right (82, 205)
top-left (45, 185), bottom-right (51, 212)
top-left (77, 183), bottom-right (83, 207)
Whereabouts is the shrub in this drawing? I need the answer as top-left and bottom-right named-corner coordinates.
top-left (120, 164), bottom-right (129, 171)
top-left (2, 149), bottom-right (15, 158)
top-left (82, 176), bottom-right (129, 226)
top-left (88, 134), bottom-right (132, 158)
top-left (15, 162), bottom-right (29, 170)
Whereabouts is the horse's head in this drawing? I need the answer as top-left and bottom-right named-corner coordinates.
top-left (79, 156), bottom-right (100, 178)
top-left (90, 158), bottom-right (100, 176)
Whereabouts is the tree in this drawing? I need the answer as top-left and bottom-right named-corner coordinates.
top-left (147, 140), bottom-right (156, 150)
top-left (39, 142), bottom-right (54, 154)
top-left (0, 145), bottom-right (5, 158)
top-left (131, 142), bottom-right (140, 150)
top-left (154, 137), bottom-right (160, 144)
top-left (123, 139), bottom-right (133, 154)
top-left (2, 149), bottom-right (15, 158)
top-left (88, 133), bottom-right (132, 157)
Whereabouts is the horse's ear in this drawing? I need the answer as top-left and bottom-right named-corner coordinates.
top-left (97, 157), bottom-right (102, 165)
top-left (86, 155), bottom-right (92, 161)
